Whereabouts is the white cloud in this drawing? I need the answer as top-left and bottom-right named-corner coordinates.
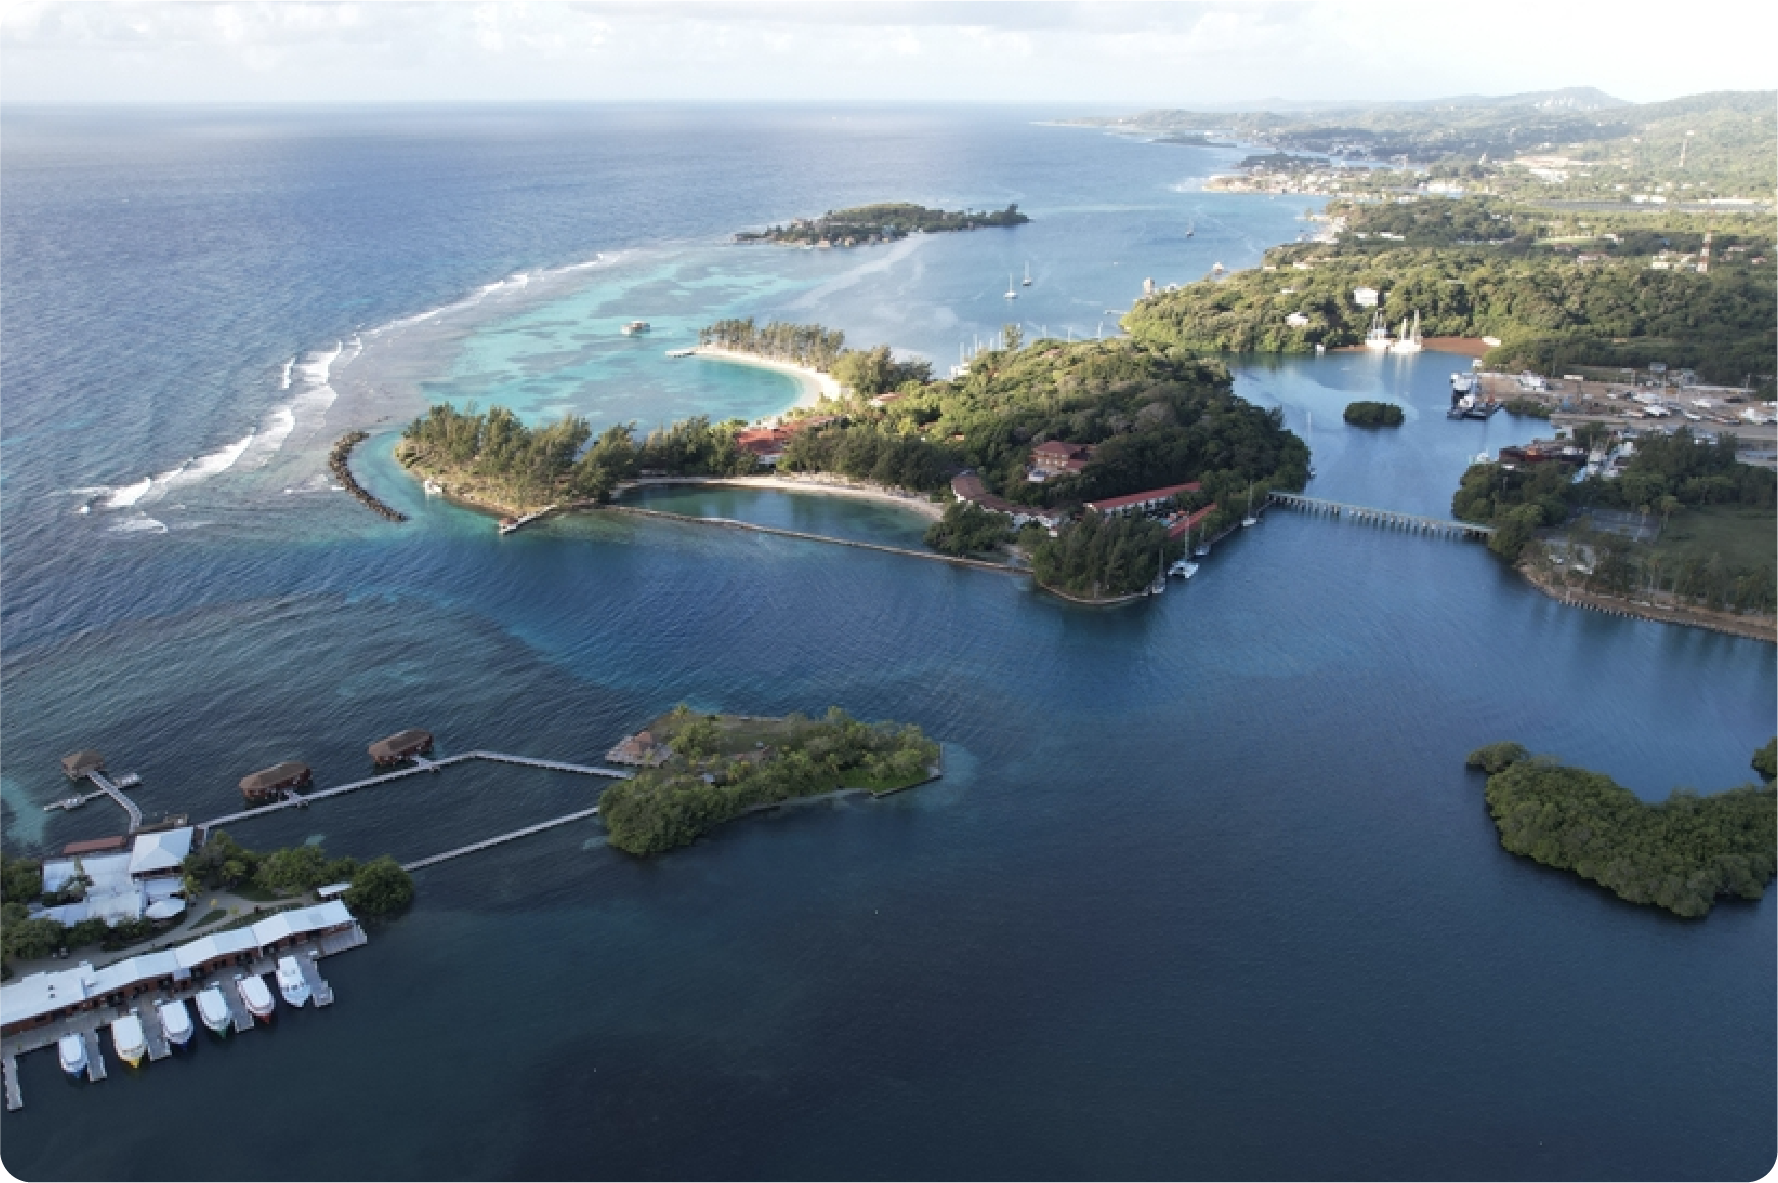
top-left (0, 1), bottom-right (1772, 104)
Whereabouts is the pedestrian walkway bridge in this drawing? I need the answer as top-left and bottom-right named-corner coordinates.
top-left (1267, 492), bottom-right (1494, 539)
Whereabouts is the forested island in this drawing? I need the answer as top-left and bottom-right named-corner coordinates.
top-left (1451, 426), bottom-right (1776, 617)
top-left (399, 329), bottom-right (1309, 601)
top-left (1465, 740), bottom-right (1777, 917)
top-left (735, 202), bottom-right (1028, 246)
top-left (1342, 401), bottom-right (1404, 427)
top-left (1122, 195), bottom-right (1775, 387)
top-left (598, 707), bottom-right (940, 855)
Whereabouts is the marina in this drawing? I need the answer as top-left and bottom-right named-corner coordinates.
top-left (0, 904), bottom-right (365, 1109)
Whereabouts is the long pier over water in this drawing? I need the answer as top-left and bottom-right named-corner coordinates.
top-left (201, 750), bottom-right (627, 831)
top-left (1267, 492), bottom-right (1494, 539)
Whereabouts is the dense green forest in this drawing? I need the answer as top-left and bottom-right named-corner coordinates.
top-left (598, 707), bottom-right (940, 855)
top-left (924, 501), bottom-right (1014, 557)
top-left (1029, 511), bottom-right (1172, 599)
top-left (1343, 400), bottom-right (1404, 427)
top-left (1450, 428), bottom-right (1777, 611)
top-left (736, 202), bottom-right (1028, 245)
top-left (1466, 742), bottom-right (1777, 917)
top-left (1123, 197), bottom-right (1776, 387)
top-left (400, 406), bottom-right (758, 510)
top-left (870, 337), bottom-right (1310, 509)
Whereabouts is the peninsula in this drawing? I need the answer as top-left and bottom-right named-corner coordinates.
top-left (598, 707), bottom-right (940, 854)
top-left (1465, 741), bottom-right (1777, 918)
top-left (735, 202), bottom-right (1028, 247)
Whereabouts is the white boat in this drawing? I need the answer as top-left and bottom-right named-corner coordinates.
top-left (157, 998), bottom-right (193, 1046)
top-left (111, 1014), bottom-right (147, 1067)
top-left (1241, 481), bottom-right (1259, 528)
top-left (1004, 274), bottom-right (1017, 300)
top-left (1363, 310), bottom-right (1393, 351)
top-left (422, 479), bottom-right (442, 496)
top-left (276, 955), bottom-right (312, 1008)
top-left (195, 985), bottom-right (232, 1035)
top-left (1389, 310), bottom-right (1423, 353)
top-left (1022, 261), bottom-right (1032, 287)
top-left (237, 974), bottom-right (276, 1021)
top-left (619, 320), bottom-right (650, 336)
top-left (57, 1032), bottom-right (87, 1077)
top-left (1168, 558), bottom-right (1199, 579)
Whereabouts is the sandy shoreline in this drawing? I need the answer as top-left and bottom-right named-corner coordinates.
top-left (687, 346), bottom-right (843, 415)
top-left (621, 473), bottom-right (946, 521)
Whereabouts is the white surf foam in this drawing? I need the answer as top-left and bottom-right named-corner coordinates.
top-left (104, 478), bottom-right (153, 509)
top-left (108, 517), bottom-right (168, 534)
top-left (279, 358), bottom-right (294, 390)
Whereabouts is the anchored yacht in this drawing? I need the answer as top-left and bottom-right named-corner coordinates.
top-left (1363, 310), bottom-right (1393, 351)
top-left (276, 955), bottom-right (313, 1008)
top-left (237, 973), bottom-right (276, 1022)
top-left (1389, 310), bottom-right (1424, 353)
top-left (195, 984), bottom-right (232, 1035)
top-left (57, 1032), bottom-right (87, 1077)
top-left (157, 998), bottom-right (193, 1046)
top-left (111, 1014), bottom-right (147, 1067)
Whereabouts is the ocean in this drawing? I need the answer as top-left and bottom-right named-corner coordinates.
top-left (1, 104), bottom-right (1772, 1181)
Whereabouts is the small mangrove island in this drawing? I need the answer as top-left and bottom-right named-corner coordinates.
top-left (736, 202), bottom-right (1028, 247)
top-left (1465, 740), bottom-right (1777, 917)
top-left (1342, 401), bottom-right (1404, 427)
top-left (598, 706), bottom-right (941, 855)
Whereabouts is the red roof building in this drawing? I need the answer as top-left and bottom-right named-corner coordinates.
top-left (1086, 482), bottom-right (1202, 516)
top-left (1029, 440), bottom-right (1095, 480)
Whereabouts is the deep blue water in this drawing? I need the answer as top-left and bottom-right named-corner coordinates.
top-left (1, 106), bottom-right (1773, 1182)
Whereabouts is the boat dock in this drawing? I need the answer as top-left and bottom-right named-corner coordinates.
top-left (76, 770), bottom-right (145, 832)
top-left (403, 804), bottom-right (604, 872)
top-left (605, 505), bottom-right (1029, 576)
top-left (0, 932), bottom-right (358, 1108)
top-left (1267, 492), bottom-right (1495, 539)
top-left (200, 749), bottom-right (627, 831)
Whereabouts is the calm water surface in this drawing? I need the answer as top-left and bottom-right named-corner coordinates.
top-left (1, 106), bottom-right (1771, 1181)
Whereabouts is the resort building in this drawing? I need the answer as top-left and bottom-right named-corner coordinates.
top-left (1027, 441), bottom-right (1094, 481)
top-left (1167, 504), bottom-right (1219, 540)
top-left (1085, 482), bottom-right (1201, 518)
top-left (32, 827), bottom-right (196, 929)
top-left (1, 901), bottom-right (361, 1038)
top-left (949, 473), bottom-right (1067, 530)
top-left (1352, 287), bottom-right (1380, 308)
top-left (605, 730), bottom-right (673, 767)
top-left (60, 751), bottom-right (106, 780)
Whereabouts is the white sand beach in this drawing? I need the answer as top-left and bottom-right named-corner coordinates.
top-left (688, 346), bottom-right (843, 413)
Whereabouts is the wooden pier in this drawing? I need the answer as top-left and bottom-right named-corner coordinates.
top-left (3, 1054), bottom-right (20, 1112)
top-left (221, 978), bottom-right (255, 1034)
top-left (200, 750), bottom-right (627, 831)
top-left (295, 950), bottom-right (335, 1007)
top-left (1267, 492), bottom-right (1494, 539)
top-left (403, 804), bottom-right (603, 872)
top-left (137, 1003), bottom-right (172, 1062)
top-left (81, 1031), bottom-right (106, 1081)
top-left (80, 770), bottom-right (144, 832)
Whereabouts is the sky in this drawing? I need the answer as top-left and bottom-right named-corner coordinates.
top-left (1, 1), bottom-right (1774, 107)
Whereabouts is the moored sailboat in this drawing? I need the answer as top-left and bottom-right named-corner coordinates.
top-left (1389, 310), bottom-right (1424, 353)
top-left (1363, 310), bottom-right (1393, 351)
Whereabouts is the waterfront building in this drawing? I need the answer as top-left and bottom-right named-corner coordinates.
top-left (1085, 482), bottom-right (1202, 517)
top-left (1, 901), bottom-right (360, 1038)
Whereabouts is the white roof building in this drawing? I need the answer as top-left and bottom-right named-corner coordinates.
top-left (128, 828), bottom-right (194, 878)
top-left (1352, 287), bottom-right (1380, 308)
top-left (37, 852), bottom-right (144, 926)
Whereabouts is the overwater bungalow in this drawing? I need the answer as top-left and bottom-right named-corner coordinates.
top-left (238, 761), bottom-right (312, 803)
top-left (369, 728), bottom-right (433, 765)
top-left (60, 750), bottom-right (105, 780)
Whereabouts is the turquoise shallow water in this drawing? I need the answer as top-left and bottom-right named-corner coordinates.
top-left (2, 106), bottom-right (1772, 1181)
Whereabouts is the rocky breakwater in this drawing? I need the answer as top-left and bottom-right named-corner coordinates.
top-left (330, 432), bottom-right (408, 523)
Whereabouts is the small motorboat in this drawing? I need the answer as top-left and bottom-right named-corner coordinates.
top-left (157, 998), bottom-right (193, 1046)
top-left (620, 320), bottom-right (651, 336)
top-left (276, 955), bottom-right (312, 1008)
top-left (195, 984), bottom-right (232, 1035)
top-left (111, 1014), bottom-right (147, 1067)
top-left (57, 1032), bottom-right (88, 1077)
top-left (237, 973), bottom-right (276, 1022)
top-left (1168, 559), bottom-right (1199, 579)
